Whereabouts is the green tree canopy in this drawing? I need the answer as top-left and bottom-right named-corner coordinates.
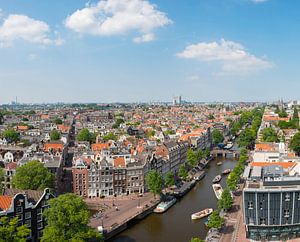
top-left (218, 189), bottom-right (234, 211)
top-left (0, 113), bottom-right (3, 125)
top-left (50, 129), bottom-right (60, 141)
top-left (187, 149), bottom-right (197, 167)
top-left (237, 128), bottom-right (256, 148)
top-left (178, 164), bottom-right (188, 180)
top-left (103, 132), bottom-right (117, 142)
top-left (77, 128), bottom-right (92, 142)
top-left (261, 127), bottom-right (279, 142)
top-left (290, 132), bottom-right (300, 156)
top-left (2, 129), bottom-right (20, 143)
top-left (12, 160), bottom-right (54, 190)
top-left (165, 171), bottom-right (175, 188)
top-left (42, 193), bottom-right (102, 242)
top-left (207, 211), bottom-right (225, 229)
top-left (145, 170), bottom-right (164, 198)
top-left (0, 217), bottom-right (30, 242)
top-left (53, 118), bottom-right (63, 125)
top-left (190, 237), bottom-right (204, 242)
top-left (212, 129), bottom-right (224, 145)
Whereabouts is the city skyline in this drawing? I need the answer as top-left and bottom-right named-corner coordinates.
top-left (1, 0), bottom-right (300, 103)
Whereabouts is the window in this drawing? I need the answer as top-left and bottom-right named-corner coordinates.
top-left (16, 207), bottom-right (23, 213)
top-left (37, 214), bottom-right (42, 222)
top-left (38, 230), bottom-right (43, 238)
top-left (260, 218), bottom-right (266, 225)
top-left (284, 209), bottom-right (290, 218)
top-left (37, 222), bottom-right (43, 229)
top-left (285, 193), bottom-right (290, 201)
top-left (37, 208), bottom-right (42, 215)
top-left (248, 201), bottom-right (253, 210)
top-left (25, 212), bottom-right (31, 219)
top-left (25, 219), bottom-right (31, 227)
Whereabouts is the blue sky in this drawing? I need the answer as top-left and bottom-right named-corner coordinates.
top-left (0, 0), bottom-right (299, 103)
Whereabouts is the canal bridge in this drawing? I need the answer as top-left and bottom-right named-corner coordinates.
top-left (211, 148), bottom-right (240, 158)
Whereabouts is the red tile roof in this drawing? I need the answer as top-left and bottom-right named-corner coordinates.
top-left (114, 157), bottom-right (126, 168)
top-left (251, 162), bottom-right (296, 169)
top-left (0, 195), bottom-right (12, 210)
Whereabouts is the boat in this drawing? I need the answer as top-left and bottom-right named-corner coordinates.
top-left (154, 197), bottom-right (177, 213)
top-left (212, 175), bottom-right (222, 183)
top-left (222, 169), bottom-right (231, 175)
top-left (224, 142), bottom-right (233, 150)
top-left (217, 161), bottom-right (223, 166)
top-left (193, 171), bottom-right (206, 181)
top-left (212, 184), bottom-right (223, 200)
top-left (217, 143), bottom-right (225, 149)
top-left (191, 208), bottom-right (213, 220)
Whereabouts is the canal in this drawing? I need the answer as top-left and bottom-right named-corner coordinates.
top-left (111, 156), bottom-right (237, 242)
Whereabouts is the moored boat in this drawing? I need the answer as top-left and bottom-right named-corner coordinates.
top-left (224, 142), bottom-right (233, 150)
top-left (222, 169), bottom-right (231, 175)
top-left (212, 184), bottom-right (223, 200)
top-left (154, 198), bottom-right (177, 213)
top-left (217, 161), bottom-right (223, 166)
top-left (191, 208), bottom-right (213, 220)
top-left (212, 175), bottom-right (222, 183)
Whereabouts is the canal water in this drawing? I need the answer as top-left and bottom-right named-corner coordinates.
top-left (111, 157), bottom-right (237, 242)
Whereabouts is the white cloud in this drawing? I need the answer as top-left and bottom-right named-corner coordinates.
top-left (177, 39), bottom-right (272, 74)
top-left (0, 14), bottom-right (63, 47)
top-left (65, 0), bottom-right (172, 43)
top-left (133, 33), bottom-right (155, 43)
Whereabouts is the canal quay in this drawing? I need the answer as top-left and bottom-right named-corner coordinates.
top-left (111, 156), bottom-right (237, 242)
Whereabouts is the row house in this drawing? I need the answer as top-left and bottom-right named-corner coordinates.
top-left (0, 188), bottom-right (54, 242)
top-left (88, 159), bottom-right (114, 197)
top-left (155, 140), bottom-right (189, 175)
top-left (72, 158), bottom-right (88, 197)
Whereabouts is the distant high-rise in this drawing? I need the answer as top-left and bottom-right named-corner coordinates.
top-left (173, 96), bottom-right (182, 105)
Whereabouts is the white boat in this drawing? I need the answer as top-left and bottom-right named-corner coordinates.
top-left (224, 142), bottom-right (233, 150)
top-left (154, 198), bottom-right (177, 213)
top-left (212, 175), bottom-right (222, 183)
top-left (212, 184), bottom-right (223, 200)
top-left (191, 208), bottom-right (213, 220)
top-left (217, 161), bottom-right (223, 166)
top-left (222, 169), bottom-right (231, 175)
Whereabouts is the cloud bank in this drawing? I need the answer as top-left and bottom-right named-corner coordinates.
top-left (65, 0), bottom-right (172, 43)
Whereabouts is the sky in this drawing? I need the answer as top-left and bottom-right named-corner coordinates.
top-left (0, 0), bottom-right (300, 104)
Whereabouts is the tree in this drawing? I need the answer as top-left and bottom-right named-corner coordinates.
top-left (0, 112), bottom-right (3, 125)
top-left (12, 160), bottom-right (54, 190)
top-left (165, 171), bottom-right (175, 188)
top-left (42, 193), bottom-right (102, 242)
top-left (212, 129), bottom-right (224, 145)
top-left (178, 164), bottom-right (188, 180)
top-left (53, 117), bottom-right (63, 125)
top-left (3, 129), bottom-right (20, 143)
top-left (237, 128), bottom-right (255, 148)
top-left (207, 211), bottom-right (225, 229)
top-left (187, 149), bottom-right (197, 167)
top-left (103, 132), bottom-right (117, 142)
top-left (50, 129), bottom-right (60, 141)
top-left (77, 128), bottom-right (92, 142)
top-left (145, 170), bottom-right (164, 198)
top-left (290, 132), bottom-right (300, 156)
top-left (112, 118), bottom-right (124, 129)
top-left (261, 127), bottom-right (279, 142)
top-left (218, 189), bottom-right (233, 211)
top-left (190, 237), bottom-right (204, 242)
top-left (0, 217), bottom-right (30, 242)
